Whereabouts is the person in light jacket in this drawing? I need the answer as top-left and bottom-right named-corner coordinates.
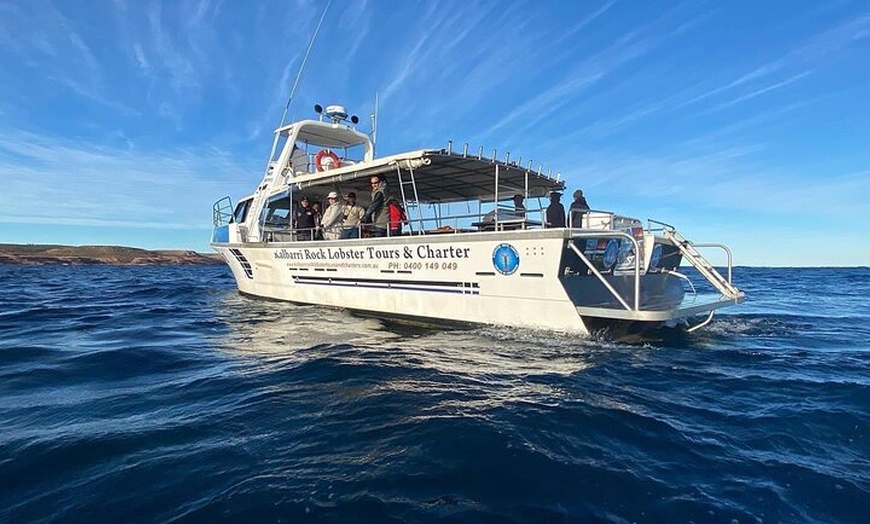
top-left (320, 191), bottom-right (345, 240)
top-left (340, 192), bottom-right (366, 239)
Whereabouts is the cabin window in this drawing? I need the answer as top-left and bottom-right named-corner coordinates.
top-left (261, 195), bottom-right (293, 226)
top-left (233, 198), bottom-right (253, 223)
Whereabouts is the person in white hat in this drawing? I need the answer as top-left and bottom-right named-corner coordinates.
top-left (320, 190), bottom-right (345, 240)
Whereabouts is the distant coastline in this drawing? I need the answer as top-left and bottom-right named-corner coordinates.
top-left (0, 244), bottom-right (224, 266)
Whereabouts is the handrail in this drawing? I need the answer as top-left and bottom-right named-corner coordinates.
top-left (687, 310), bottom-right (715, 333)
top-left (213, 196), bottom-right (233, 227)
top-left (254, 205), bottom-right (654, 245)
top-left (691, 242), bottom-right (734, 283)
top-left (647, 218), bottom-right (675, 231)
top-left (567, 208), bottom-right (598, 229)
top-left (567, 230), bottom-right (641, 311)
top-left (660, 228), bottom-right (741, 298)
top-left (661, 268), bottom-right (697, 296)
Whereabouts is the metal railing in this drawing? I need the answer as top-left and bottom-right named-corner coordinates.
top-left (259, 208), bottom-right (558, 242)
top-left (213, 196), bottom-right (233, 227)
top-left (647, 218), bottom-right (739, 297)
top-left (691, 243), bottom-right (734, 284)
top-left (567, 231), bottom-right (642, 311)
top-left (255, 207), bottom-right (649, 245)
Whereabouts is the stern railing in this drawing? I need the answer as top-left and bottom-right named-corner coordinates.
top-left (567, 231), bottom-right (642, 311)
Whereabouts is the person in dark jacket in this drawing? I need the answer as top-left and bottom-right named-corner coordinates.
top-left (294, 196), bottom-right (316, 240)
top-left (545, 191), bottom-right (566, 228)
top-left (362, 176), bottom-right (389, 237)
top-left (569, 189), bottom-right (590, 227)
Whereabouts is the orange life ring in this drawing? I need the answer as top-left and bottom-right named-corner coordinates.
top-left (314, 149), bottom-right (341, 171)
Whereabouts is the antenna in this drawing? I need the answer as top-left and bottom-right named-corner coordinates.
top-left (277, 1), bottom-right (331, 129)
top-left (370, 92), bottom-right (379, 156)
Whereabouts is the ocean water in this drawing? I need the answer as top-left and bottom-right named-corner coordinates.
top-left (0, 264), bottom-right (867, 523)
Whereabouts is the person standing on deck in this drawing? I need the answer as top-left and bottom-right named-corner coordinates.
top-left (545, 191), bottom-right (566, 228)
top-left (512, 194), bottom-right (526, 218)
top-left (569, 189), bottom-right (590, 227)
top-left (340, 192), bottom-right (366, 239)
top-left (294, 196), bottom-right (316, 241)
top-left (362, 176), bottom-right (389, 237)
top-left (321, 191), bottom-right (344, 240)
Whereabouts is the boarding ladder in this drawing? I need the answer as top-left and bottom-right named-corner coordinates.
top-left (662, 228), bottom-right (742, 298)
top-left (394, 160), bottom-right (423, 234)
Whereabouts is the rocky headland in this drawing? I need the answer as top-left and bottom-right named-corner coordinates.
top-left (0, 244), bottom-right (224, 265)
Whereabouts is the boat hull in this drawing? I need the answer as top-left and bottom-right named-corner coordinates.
top-left (212, 230), bottom-right (730, 335)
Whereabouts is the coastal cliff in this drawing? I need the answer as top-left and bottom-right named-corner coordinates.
top-left (0, 244), bottom-right (224, 266)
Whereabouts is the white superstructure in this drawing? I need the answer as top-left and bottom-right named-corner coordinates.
top-left (211, 104), bottom-right (744, 336)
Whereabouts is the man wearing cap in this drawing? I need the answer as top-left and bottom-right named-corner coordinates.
top-left (294, 196), bottom-right (316, 241)
top-left (546, 191), bottom-right (566, 228)
top-left (321, 191), bottom-right (344, 240)
top-left (340, 192), bottom-right (366, 239)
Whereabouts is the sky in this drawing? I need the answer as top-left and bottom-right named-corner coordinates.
top-left (0, 0), bottom-right (868, 267)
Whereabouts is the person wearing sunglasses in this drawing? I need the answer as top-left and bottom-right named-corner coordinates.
top-left (361, 176), bottom-right (389, 237)
top-left (339, 192), bottom-right (366, 239)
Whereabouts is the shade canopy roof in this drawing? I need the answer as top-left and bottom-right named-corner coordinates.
top-left (290, 150), bottom-right (566, 204)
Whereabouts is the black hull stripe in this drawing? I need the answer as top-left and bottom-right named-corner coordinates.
top-left (292, 275), bottom-right (480, 295)
top-left (290, 274), bottom-right (479, 289)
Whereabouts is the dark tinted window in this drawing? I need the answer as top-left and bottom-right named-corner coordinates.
top-left (233, 198), bottom-right (252, 223)
top-left (262, 196), bottom-right (292, 226)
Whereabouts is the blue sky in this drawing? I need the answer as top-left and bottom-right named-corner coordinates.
top-left (0, 0), bottom-right (867, 266)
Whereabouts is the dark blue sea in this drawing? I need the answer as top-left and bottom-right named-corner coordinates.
top-left (0, 265), bottom-right (867, 523)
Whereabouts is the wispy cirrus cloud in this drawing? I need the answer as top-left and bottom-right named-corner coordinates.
top-left (702, 70), bottom-right (815, 113)
top-left (554, 10), bottom-right (870, 145)
top-left (146, 2), bottom-right (198, 93)
top-left (558, 143), bottom-right (868, 224)
top-left (681, 12), bottom-right (870, 114)
top-left (556, 0), bottom-right (619, 43)
top-left (379, 3), bottom-right (458, 103)
top-left (336, 0), bottom-right (371, 72)
top-left (0, 0), bottom-right (106, 97)
top-left (481, 5), bottom-right (705, 141)
top-left (0, 128), bottom-right (255, 231)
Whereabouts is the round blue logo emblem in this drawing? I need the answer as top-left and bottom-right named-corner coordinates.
top-left (492, 243), bottom-right (520, 275)
top-left (603, 240), bottom-right (619, 269)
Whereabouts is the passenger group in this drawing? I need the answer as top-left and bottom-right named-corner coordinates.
top-left (289, 178), bottom-right (588, 239)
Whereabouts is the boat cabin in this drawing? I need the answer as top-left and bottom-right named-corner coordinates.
top-left (214, 104), bottom-right (639, 244)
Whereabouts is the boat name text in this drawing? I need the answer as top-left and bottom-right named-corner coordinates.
top-left (273, 245), bottom-right (470, 262)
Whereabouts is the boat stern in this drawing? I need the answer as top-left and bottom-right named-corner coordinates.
top-left (557, 223), bottom-right (745, 334)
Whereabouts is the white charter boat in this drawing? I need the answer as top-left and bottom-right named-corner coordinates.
top-left (211, 104), bottom-right (744, 336)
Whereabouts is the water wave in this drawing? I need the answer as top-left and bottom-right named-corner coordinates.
top-left (0, 265), bottom-right (867, 523)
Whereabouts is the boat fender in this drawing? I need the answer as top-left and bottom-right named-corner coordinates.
top-left (315, 149), bottom-right (341, 171)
